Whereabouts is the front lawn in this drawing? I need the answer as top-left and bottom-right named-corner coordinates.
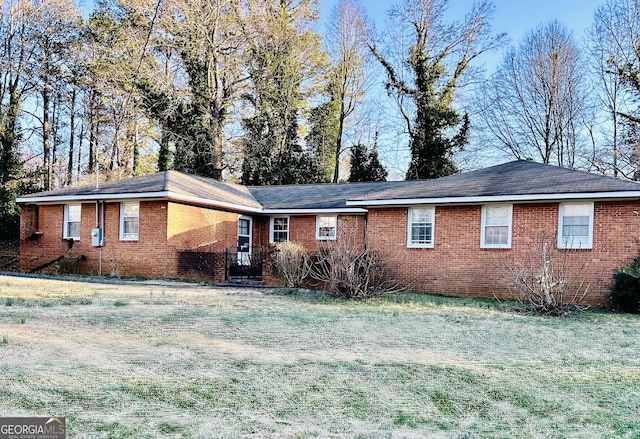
top-left (0, 275), bottom-right (638, 438)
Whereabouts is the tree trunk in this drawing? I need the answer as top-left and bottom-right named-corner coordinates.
top-left (67, 86), bottom-right (76, 186)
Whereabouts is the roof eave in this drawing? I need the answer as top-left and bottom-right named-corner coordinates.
top-left (346, 191), bottom-right (640, 207)
top-left (261, 208), bottom-right (368, 214)
top-left (16, 191), bottom-right (264, 214)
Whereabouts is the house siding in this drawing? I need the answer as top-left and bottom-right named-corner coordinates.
top-left (366, 201), bottom-right (640, 306)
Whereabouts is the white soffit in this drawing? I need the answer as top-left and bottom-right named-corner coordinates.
top-left (345, 191), bottom-right (640, 206)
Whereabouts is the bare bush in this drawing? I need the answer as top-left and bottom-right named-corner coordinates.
top-left (270, 241), bottom-right (311, 288)
top-left (504, 241), bottom-right (593, 315)
top-left (309, 240), bottom-right (401, 300)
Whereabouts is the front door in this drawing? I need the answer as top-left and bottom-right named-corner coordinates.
top-left (237, 216), bottom-right (252, 265)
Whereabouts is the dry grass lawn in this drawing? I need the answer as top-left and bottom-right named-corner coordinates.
top-left (0, 274), bottom-right (638, 438)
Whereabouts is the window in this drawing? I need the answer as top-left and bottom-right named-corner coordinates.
top-left (558, 202), bottom-right (593, 249)
top-left (270, 216), bottom-right (289, 243)
top-left (316, 215), bottom-right (337, 240)
top-left (481, 204), bottom-right (512, 248)
top-left (63, 204), bottom-right (81, 240)
top-left (407, 207), bottom-right (435, 248)
top-left (120, 201), bottom-right (139, 241)
top-left (237, 216), bottom-right (252, 265)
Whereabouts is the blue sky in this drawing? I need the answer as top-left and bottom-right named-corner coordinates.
top-left (321, 0), bottom-right (606, 73)
top-left (318, 0), bottom-right (609, 177)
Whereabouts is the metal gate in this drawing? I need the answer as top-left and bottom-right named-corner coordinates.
top-left (225, 246), bottom-right (263, 282)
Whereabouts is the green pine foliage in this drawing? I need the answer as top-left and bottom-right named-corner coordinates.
top-left (348, 144), bottom-right (388, 182)
top-left (609, 254), bottom-right (640, 313)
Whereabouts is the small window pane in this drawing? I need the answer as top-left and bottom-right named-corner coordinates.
top-left (485, 226), bottom-right (508, 245)
top-left (67, 222), bottom-right (80, 239)
top-left (123, 202), bottom-right (139, 217)
top-left (411, 224), bottom-right (432, 243)
top-left (238, 219), bottom-right (250, 236)
top-left (67, 205), bottom-right (81, 222)
top-left (123, 220), bottom-right (139, 235)
top-left (485, 206), bottom-right (509, 226)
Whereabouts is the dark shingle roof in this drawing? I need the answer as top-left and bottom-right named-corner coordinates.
top-left (348, 160), bottom-right (640, 202)
top-left (17, 161), bottom-right (640, 211)
top-left (19, 171), bottom-right (262, 210)
top-left (248, 181), bottom-right (392, 209)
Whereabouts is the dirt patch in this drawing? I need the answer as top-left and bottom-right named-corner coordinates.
top-left (0, 240), bottom-right (19, 272)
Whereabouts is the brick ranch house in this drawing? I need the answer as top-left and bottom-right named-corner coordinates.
top-left (16, 160), bottom-right (640, 306)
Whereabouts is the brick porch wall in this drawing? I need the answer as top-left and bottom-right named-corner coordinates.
top-left (366, 201), bottom-right (640, 307)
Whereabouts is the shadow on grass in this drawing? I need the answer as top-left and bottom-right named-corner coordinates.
top-left (265, 288), bottom-right (514, 309)
top-left (263, 288), bottom-right (619, 319)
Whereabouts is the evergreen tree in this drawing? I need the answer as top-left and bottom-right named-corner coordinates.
top-left (306, 98), bottom-right (340, 183)
top-left (240, 0), bottom-right (325, 185)
top-left (348, 143), bottom-right (387, 182)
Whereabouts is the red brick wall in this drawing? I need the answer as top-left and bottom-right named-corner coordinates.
top-left (366, 201), bottom-right (640, 306)
top-left (167, 202), bottom-right (239, 252)
top-left (254, 214), bottom-right (366, 250)
top-left (20, 201), bottom-right (174, 278)
top-left (255, 214), bottom-right (367, 286)
top-left (19, 201), bottom-right (244, 282)
top-left (21, 198), bottom-right (640, 306)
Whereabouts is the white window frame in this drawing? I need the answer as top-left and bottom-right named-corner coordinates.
top-left (316, 215), bottom-right (337, 240)
top-left (237, 216), bottom-right (253, 265)
top-left (407, 207), bottom-right (435, 248)
top-left (480, 204), bottom-right (512, 249)
top-left (63, 204), bottom-right (81, 240)
top-left (558, 202), bottom-right (594, 249)
top-left (270, 216), bottom-right (290, 243)
top-left (119, 201), bottom-right (140, 241)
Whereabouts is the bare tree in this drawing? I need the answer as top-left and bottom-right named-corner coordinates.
top-left (325, 0), bottom-right (372, 183)
top-left (28, 0), bottom-right (81, 190)
top-left (479, 21), bottom-right (586, 167)
top-left (588, 0), bottom-right (640, 178)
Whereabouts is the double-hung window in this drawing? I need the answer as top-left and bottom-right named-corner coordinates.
top-left (120, 201), bottom-right (140, 241)
top-left (316, 215), bottom-right (337, 240)
top-left (270, 216), bottom-right (289, 243)
top-left (481, 204), bottom-right (512, 248)
top-left (558, 202), bottom-right (593, 249)
top-left (407, 207), bottom-right (435, 248)
top-left (63, 204), bottom-right (81, 240)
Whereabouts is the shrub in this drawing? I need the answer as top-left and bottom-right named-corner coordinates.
top-left (609, 254), bottom-right (640, 313)
top-left (270, 241), bottom-right (311, 288)
top-left (504, 241), bottom-right (592, 315)
top-left (309, 240), bottom-right (401, 300)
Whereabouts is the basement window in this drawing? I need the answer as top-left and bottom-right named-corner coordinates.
top-left (63, 204), bottom-right (81, 240)
top-left (120, 201), bottom-right (139, 241)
